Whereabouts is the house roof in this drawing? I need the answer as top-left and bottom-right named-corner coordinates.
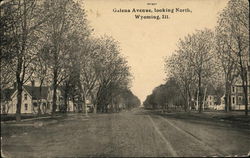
top-left (1, 88), bottom-right (15, 101)
top-left (1, 84), bottom-right (61, 101)
top-left (207, 85), bottom-right (216, 95)
top-left (23, 85), bottom-right (49, 100)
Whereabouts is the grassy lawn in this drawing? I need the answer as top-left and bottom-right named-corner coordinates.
top-left (150, 109), bottom-right (250, 129)
top-left (1, 114), bottom-right (50, 122)
top-left (195, 111), bottom-right (250, 123)
top-left (0, 112), bottom-right (69, 122)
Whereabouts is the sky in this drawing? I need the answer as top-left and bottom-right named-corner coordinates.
top-left (82, 0), bottom-right (228, 103)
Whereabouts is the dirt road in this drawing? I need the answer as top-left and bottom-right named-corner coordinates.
top-left (1, 108), bottom-right (250, 157)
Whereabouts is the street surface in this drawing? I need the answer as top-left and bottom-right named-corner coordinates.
top-left (1, 108), bottom-right (250, 157)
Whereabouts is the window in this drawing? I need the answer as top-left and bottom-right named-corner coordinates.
top-left (238, 96), bottom-right (242, 105)
top-left (25, 104), bottom-right (28, 110)
top-left (232, 97), bottom-right (235, 104)
top-left (33, 103), bottom-right (38, 107)
top-left (238, 87), bottom-right (243, 93)
top-left (24, 94), bottom-right (28, 100)
top-left (232, 86), bottom-right (235, 93)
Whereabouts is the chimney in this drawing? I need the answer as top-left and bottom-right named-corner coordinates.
top-left (31, 80), bottom-right (35, 87)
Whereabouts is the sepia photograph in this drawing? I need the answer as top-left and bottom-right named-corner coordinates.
top-left (0, 0), bottom-right (249, 157)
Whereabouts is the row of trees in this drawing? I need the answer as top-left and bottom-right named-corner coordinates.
top-left (143, 0), bottom-right (249, 115)
top-left (143, 78), bottom-right (185, 110)
top-left (143, 77), bottom-right (224, 111)
top-left (163, 0), bottom-right (249, 115)
top-left (0, 0), bottom-right (140, 121)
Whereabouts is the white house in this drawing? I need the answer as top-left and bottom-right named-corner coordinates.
top-left (206, 94), bottom-right (216, 110)
top-left (231, 77), bottom-right (250, 110)
top-left (1, 88), bottom-right (33, 114)
top-left (0, 83), bottom-right (68, 114)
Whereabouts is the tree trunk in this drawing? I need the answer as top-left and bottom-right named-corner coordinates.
top-left (52, 65), bottom-right (58, 115)
top-left (72, 97), bottom-right (76, 112)
top-left (64, 93), bottom-right (68, 112)
top-left (243, 85), bottom-right (248, 116)
top-left (63, 85), bottom-right (69, 113)
top-left (202, 86), bottom-right (207, 111)
top-left (38, 83), bottom-right (43, 115)
top-left (228, 91), bottom-right (232, 111)
top-left (245, 70), bottom-right (248, 116)
top-left (52, 86), bottom-right (57, 114)
top-left (225, 79), bottom-right (231, 112)
top-left (0, 78), bottom-right (2, 113)
top-left (16, 81), bottom-right (23, 122)
top-left (225, 93), bottom-right (230, 112)
top-left (93, 104), bottom-right (97, 114)
top-left (16, 55), bottom-right (24, 122)
top-left (52, 82), bottom-right (57, 115)
top-left (196, 89), bottom-right (199, 111)
top-left (90, 93), bottom-right (97, 114)
top-left (83, 93), bottom-right (88, 116)
top-left (185, 88), bottom-right (190, 112)
top-left (242, 68), bottom-right (248, 116)
top-left (198, 74), bottom-right (202, 113)
top-left (188, 86), bottom-right (192, 111)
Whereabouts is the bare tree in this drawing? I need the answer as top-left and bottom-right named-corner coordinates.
top-left (78, 36), bottom-right (131, 113)
top-left (1, 0), bottom-right (48, 121)
top-left (216, 0), bottom-right (249, 115)
top-left (42, 0), bottom-right (90, 115)
top-left (166, 29), bottom-right (215, 112)
top-left (79, 38), bottom-right (101, 114)
top-left (30, 44), bottom-right (50, 115)
top-left (0, 5), bottom-right (16, 91)
top-left (165, 51), bottom-right (196, 111)
top-left (94, 36), bottom-right (131, 113)
top-left (184, 30), bottom-right (215, 113)
top-left (215, 22), bottom-right (239, 112)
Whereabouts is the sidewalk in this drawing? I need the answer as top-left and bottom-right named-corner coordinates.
top-left (1, 115), bottom-right (65, 128)
top-left (195, 110), bottom-right (249, 120)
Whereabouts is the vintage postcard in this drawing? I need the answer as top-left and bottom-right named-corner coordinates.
top-left (1, 0), bottom-right (249, 157)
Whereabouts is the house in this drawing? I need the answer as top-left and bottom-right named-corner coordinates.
top-left (1, 86), bottom-right (47, 114)
top-left (206, 95), bottom-right (216, 110)
top-left (1, 82), bottom-right (66, 114)
top-left (1, 88), bottom-right (18, 114)
top-left (216, 95), bottom-right (225, 110)
top-left (231, 74), bottom-right (250, 110)
top-left (204, 84), bottom-right (224, 110)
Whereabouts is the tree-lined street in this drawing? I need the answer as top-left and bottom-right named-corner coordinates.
top-left (2, 108), bottom-right (250, 157)
top-left (1, 0), bottom-right (249, 157)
